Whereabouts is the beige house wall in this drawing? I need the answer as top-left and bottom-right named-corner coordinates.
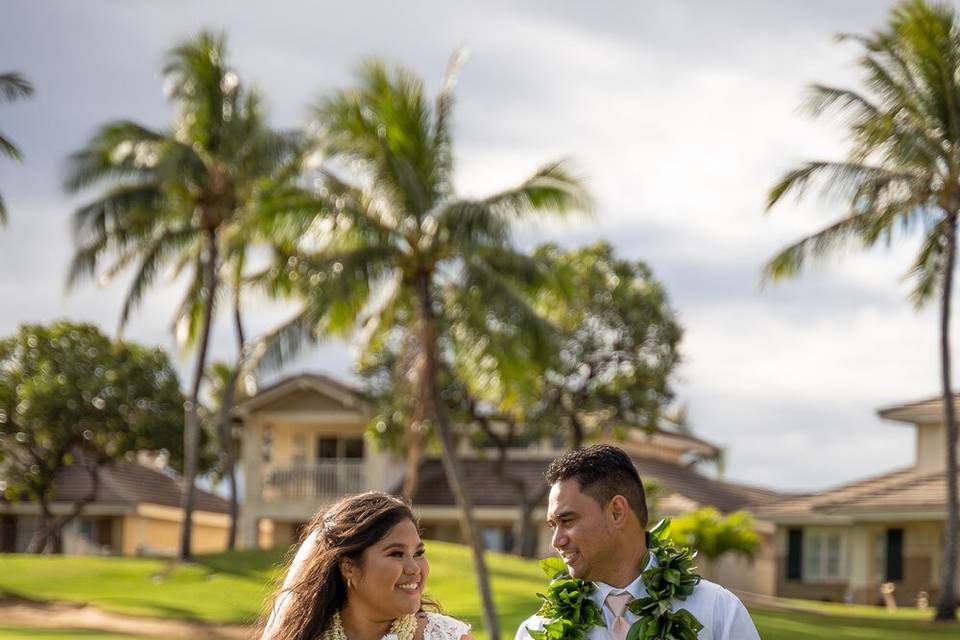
top-left (774, 520), bottom-right (945, 605)
top-left (914, 423), bottom-right (960, 474)
top-left (237, 388), bottom-right (405, 550)
top-left (119, 504), bottom-right (229, 556)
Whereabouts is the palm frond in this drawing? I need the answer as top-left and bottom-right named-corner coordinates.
top-left (460, 260), bottom-right (559, 367)
top-left (0, 72), bottom-right (34, 102)
top-left (762, 212), bottom-right (885, 282)
top-left (434, 200), bottom-right (510, 248)
top-left (71, 182), bottom-right (164, 243)
top-left (162, 30), bottom-right (230, 153)
top-left (314, 59), bottom-right (439, 217)
top-left (481, 160), bottom-right (593, 221)
top-left (245, 309), bottom-right (322, 375)
top-left (432, 48), bottom-right (468, 198)
top-left (906, 219), bottom-right (951, 307)
top-left (0, 132), bottom-right (23, 161)
top-left (119, 226), bottom-right (199, 332)
top-left (766, 161), bottom-right (916, 210)
top-left (63, 121), bottom-right (168, 192)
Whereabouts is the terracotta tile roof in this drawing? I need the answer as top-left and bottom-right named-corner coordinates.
top-left (755, 466), bottom-right (959, 519)
top-left (406, 455), bottom-right (784, 513)
top-left (8, 461), bottom-right (230, 514)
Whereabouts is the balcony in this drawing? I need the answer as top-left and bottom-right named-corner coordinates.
top-left (262, 460), bottom-right (365, 501)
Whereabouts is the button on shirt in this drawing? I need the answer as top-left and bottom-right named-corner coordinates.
top-left (516, 573), bottom-right (761, 640)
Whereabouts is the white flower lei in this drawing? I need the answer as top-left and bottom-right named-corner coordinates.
top-left (322, 610), bottom-right (418, 640)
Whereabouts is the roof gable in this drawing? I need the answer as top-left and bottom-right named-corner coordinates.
top-left (234, 373), bottom-right (365, 417)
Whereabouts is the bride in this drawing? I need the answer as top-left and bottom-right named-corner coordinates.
top-left (260, 492), bottom-right (475, 640)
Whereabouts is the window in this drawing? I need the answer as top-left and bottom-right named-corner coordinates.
top-left (343, 438), bottom-right (364, 459)
top-left (317, 437), bottom-right (338, 459)
top-left (481, 527), bottom-right (506, 552)
top-left (316, 436), bottom-right (364, 461)
top-left (802, 528), bottom-right (845, 582)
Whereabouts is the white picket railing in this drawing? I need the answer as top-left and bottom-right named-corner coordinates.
top-left (262, 460), bottom-right (365, 501)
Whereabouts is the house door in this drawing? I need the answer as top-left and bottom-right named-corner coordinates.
top-left (0, 515), bottom-right (16, 552)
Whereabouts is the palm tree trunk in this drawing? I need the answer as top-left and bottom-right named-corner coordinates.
top-left (219, 288), bottom-right (246, 551)
top-left (936, 216), bottom-right (959, 621)
top-left (414, 270), bottom-right (500, 640)
top-left (178, 232), bottom-right (219, 561)
top-left (400, 425), bottom-right (423, 502)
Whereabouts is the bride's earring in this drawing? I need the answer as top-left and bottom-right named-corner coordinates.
top-left (347, 577), bottom-right (353, 589)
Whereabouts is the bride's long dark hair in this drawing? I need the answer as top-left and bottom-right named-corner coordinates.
top-left (257, 492), bottom-right (433, 640)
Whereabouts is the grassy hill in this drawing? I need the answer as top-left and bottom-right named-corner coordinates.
top-left (1, 544), bottom-right (957, 639)
top-left (0, 541), bottom-right (544, 635)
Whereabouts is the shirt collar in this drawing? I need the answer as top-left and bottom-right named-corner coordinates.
top-left (588, 555), bottom-right (656, 608)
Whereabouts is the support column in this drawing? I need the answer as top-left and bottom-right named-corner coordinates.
top-left (847, 524), bottom-right (874, 603)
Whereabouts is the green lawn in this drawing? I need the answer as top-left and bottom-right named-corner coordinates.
top-left (1, 546), bottom-right (958, 639)
top-left (0, 542), bottom-right (545, 636)
top-left (0, 628), bottom-right (153, 639)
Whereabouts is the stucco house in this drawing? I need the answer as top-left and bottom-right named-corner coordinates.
top-left (0, 458), bottom-right (230, 556)
top-left (756, 394), bottom-right (960, 605)
top-left (235, 372), bottom-right (783, 593)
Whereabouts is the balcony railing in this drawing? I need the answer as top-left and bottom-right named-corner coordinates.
top-left (262, 460), bottom-right (365, 501)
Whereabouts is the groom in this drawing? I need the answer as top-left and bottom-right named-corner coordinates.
top-left (515, 445), bottom-right (760, 640)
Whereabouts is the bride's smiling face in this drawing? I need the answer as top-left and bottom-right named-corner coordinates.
top-left (342, 518), bottom-right (430, 619)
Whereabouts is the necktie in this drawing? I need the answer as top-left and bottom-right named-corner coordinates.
top-left (605, 592), bottom-right (633, 640)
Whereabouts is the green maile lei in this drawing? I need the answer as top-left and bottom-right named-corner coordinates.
top-left (528, 519), bottom-right (703, 640)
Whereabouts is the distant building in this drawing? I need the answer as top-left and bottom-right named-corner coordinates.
top-left (757, 394), bottom-right (960, 605)
top-left (235, 372), bottom-right (783, 593)
top-left (0, 459), bottom-right (230, 556)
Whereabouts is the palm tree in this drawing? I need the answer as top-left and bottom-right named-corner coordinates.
top-left (764, 0), bottom-right (959, 620)
top-left (255, 53), bottom-right (590, 638)
top-left (203, 359), bottom-right (250, 549)
top-left (1, 71), bottom-right (34, 225)
top-left (65, 31), bottom-right (298, 560)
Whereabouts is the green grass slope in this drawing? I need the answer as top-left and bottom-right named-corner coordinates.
top-left (1, 544), bottom-right (957, 639)
top-left (0, 541), bottom-right (544, 636)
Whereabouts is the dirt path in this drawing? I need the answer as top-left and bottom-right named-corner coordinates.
top-left (0, 597), bottom-right (251, 639)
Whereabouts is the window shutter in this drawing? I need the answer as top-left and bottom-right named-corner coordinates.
top-left (787, 528), bottom-right (803, 580)
top-left (885, 528), bottom-right (904, 582)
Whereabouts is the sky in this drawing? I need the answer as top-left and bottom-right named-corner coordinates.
top-left (0, 0), bottom-right (947, 492)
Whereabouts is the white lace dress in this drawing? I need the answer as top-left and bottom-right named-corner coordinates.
top-left (421, 612), bottom-right (471, 640)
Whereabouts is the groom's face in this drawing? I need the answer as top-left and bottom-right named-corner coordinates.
top-left (547, 478), bottom-right (615, 581)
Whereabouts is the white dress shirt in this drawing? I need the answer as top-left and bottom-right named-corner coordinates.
top-left (516, 572), bottom-right (761, 640)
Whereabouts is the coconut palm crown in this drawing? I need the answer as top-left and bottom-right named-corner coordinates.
top-left (764, 0), bottom-right (960, 620)
top-left (254, 54), bottom-right (591, 638)
top-left (65, 31), bottom-right (299, 560)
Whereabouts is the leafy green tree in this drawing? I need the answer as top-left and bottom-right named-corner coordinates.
top-left (667, 508), bottom-right (759, 562)
top-left (464, 241), bottom-right (681, 556)
top-left (256, 54), bottom-right (590, 637)
top-left (0, 71), bottom-right (34, 225)
top-left (533, 242), bottom-right (682, 445)
top-left (362, 241), bottom-right (682, 557)
top-left (763, 0), bottom-right (959, 619)
top-left (65, 31), bottom-right (298, 560)
top-left (0, 321), bottom-right (185, 553)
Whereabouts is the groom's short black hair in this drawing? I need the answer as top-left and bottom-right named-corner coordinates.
top-left (545, 444), bottom-right (648, 528)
